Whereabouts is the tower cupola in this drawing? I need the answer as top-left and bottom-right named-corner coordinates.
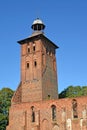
top-left (31, 18), bottom-right (45, 31)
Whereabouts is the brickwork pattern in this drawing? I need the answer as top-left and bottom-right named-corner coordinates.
top-left (7, 96), bottom-right (87, 130)
top-left (15, 35), bottom-right (58, 103)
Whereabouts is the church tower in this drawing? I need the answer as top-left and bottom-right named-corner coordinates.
top-left (12, 18), bottom-right (58, 103)
top-left (7, 18), bottom-right (87, 130)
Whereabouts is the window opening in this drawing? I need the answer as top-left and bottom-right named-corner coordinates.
top-left (72, 99), bottom-right (78, 118)
top-left (33, 43), bottom-right (36, 52)
top-left (28, 48), bottom-right (30, 53)
top-left (32, 111), bottom-right (35, 122)
top-left (51, 105), bottom-right (56, 121)
top-left (31, 106), bottom-right (35, 122)
top-left (48, 95), bottom-right (51, 99)
top-left (27, 45), bottom-right (30, 53)
top-left (34, 61), bottom-right (37, 67)
top-left (33, 46), bottom-right (35, 51)
top-left (27, 63), bottom-right (29, 69)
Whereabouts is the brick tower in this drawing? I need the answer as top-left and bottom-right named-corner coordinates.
top-left (7, 18), bottom-right (87, 130)
top-left (12, 18), bottom-right (58, 104)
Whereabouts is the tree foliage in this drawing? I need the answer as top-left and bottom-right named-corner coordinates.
top-left (59, 86), bottom-right (87, 98)
top-left (0, 88), bottom-right (14, 130)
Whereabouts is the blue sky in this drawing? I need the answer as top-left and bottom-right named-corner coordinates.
top-left (0, 0), bottom-right (87, 93)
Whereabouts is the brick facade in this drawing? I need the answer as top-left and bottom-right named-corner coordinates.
top-left (12, 33), bottom-right (58, 104)
top-left (6, 19), bottom-right (87, 130)
top-left (7, 97), bottom-right (87, 130)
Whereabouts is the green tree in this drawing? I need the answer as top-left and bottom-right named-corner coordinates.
top-left (59, 86), bottom-right (87, 98)
top-left (81, 86), bottom-right (87, 96)
top-left (0, 88), bottom-right (14, 130)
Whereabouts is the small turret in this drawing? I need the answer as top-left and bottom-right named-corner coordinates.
top-left (31, 18), bottom-right (45, 31)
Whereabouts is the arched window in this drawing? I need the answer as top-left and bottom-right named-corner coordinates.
top-left (31, 106), bottom-right (35, 122)
top-left (51, 105), bottom-right (56, 121)
top-left (72, 99), bottom-right (78, 118)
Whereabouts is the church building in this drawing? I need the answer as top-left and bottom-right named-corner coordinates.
top-left (7, 18), bottom-right (87, 130)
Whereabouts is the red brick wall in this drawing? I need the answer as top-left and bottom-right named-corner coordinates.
top-left (7, 96), bottom-right (87, 130)
top-left (13, 36), bottom-right (58, 103)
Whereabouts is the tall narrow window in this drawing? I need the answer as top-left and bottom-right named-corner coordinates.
top-left (27, 45), bottom-right (30, 53)
top-left (31, 106), bottom-right (35, 122)
top-left (33, 46), bottom-right (35, 51)
top-left (48, 95), bottom-right (51, 99)
top-left (33, 44), bottom-right (36, 52)
top-left (51, 105), bottom-right (56, 121)
top-left (28, 48), bottom-right (30, 53)
top-left (26, 62), bottom-right (29, 69)
top-left (72, 99), bottom-right (78, 118)
top-left (34, 61), bottom-right (37, 67)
